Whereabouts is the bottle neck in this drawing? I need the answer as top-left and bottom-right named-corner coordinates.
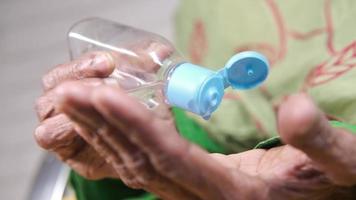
top-left (157, 52), bottom-right (185, 82)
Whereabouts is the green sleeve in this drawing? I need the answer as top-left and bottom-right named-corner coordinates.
top-left (172, 108), bottom-right (227, 153)
top-left (329, 121), bottom-right (356, 133)
top-left (254, 121), bottom-right (356, 149)
top-left (70, 108), bottom-right (226, 200)
top-left (70, 171), bottom-right (150, 200)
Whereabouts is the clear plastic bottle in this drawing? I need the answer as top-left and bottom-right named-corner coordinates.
top-left (68, 17), bottom-right (269, 119)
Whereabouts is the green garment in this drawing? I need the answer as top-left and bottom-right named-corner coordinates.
top-left (176, 0), bottom-right (356, 152)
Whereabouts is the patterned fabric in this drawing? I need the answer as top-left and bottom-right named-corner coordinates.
top-left (176, 0), bottom-right (356, 152)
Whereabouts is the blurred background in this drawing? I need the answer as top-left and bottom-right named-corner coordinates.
top-left (0, 0), bottom-right (179, 199)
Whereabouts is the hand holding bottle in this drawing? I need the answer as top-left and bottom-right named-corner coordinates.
top-left (34, 39), bottom-right (174, 180)
top-left (34, 32), bottom-right (356, 200)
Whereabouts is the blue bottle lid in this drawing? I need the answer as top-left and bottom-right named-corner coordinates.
top-left (165, 51), bottom-right (269, 119)
top-left (221, 51), bottom-right (269, 89)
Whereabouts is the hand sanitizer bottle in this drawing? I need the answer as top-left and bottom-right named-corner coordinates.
top-left (68, 17), bottom-right (269, 119)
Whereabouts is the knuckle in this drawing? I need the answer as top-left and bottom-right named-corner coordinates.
top-left (34, 95), bottom-right (44, 112)
top-left (35, 94), bottom-right (55, 121)
top-left (128, 153), bottom-right (155, 185)
top-left (42, 64), bottom-right (64, 90)
top-left (70, 61), bottom-right (86, 80)
top-left (40, 52), bottom-right (112, 90)
top-left (41, 72), bottom-right (55, 90)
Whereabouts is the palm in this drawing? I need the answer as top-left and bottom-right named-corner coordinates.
top-left (214, 145), bottom-right (354, 199)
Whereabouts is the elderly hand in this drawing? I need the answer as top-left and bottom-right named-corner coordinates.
top-left (53, 80), bottom-right (356, 200)
top-left (34, 51), bottom-right (121, 179)
top-left (34, 41), bottom-right (173, 180)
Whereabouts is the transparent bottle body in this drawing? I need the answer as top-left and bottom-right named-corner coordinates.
top-left (68, 18), bottom-right (184, 110)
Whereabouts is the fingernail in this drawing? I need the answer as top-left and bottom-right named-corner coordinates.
top-left (91, 52), bottom-right (115, 71)
top-left (77, 52), bottom-right (115, 77)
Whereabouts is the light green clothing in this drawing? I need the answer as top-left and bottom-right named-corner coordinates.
top-left (176, 0), bottom-right (356, 152)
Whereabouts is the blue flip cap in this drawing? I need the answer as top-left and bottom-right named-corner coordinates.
top-left (165, 51), bottom-right (269, 119)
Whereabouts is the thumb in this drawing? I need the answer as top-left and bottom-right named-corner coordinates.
top-left (277, 93), bottom-right (356, 186)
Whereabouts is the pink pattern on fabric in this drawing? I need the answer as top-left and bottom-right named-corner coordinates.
top-left (234, 0), bottom-right (288, 66)
top-left (189, 20), bottom-right (208, 64)
top-left (288, 28), bottom-right (325, 40)
top-left (304, 42), bottom-right (356, 88)
top-left (303, 0), bottom-right (356, 88)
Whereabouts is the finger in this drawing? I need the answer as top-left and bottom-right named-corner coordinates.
top-left (34, 114), bottom-right (92, 163)
top-left (35, 89), bottom-right (57, 121)
top-left (92, 123), bottom-right (199, 199)
top-left (278, 93), bottom-right (356, 186)
top-left (56, 82), bottom-right (200, 199)
top-left (91, 85), bottom-right (266, 200)
top-left (55, 82), bottom-right (141, 187)
top-left (89, 125), bottom-right (200, 200)
top-left (35, 78), bottom-right (109, 121)
top-left (35, 114), bottom-right (77, 151)
top-left (52, 125), bottom-right (117, 180)
top-left (34, 109), bottom-right (116, 180)
top-left (42, 52), bottom-right (114, 91)
top-left (34, 113), bottom-right (108, 179)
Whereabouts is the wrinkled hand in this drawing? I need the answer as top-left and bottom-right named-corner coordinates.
top-left (34, 51), bottom-right (120, 179)
top-left (34, 41), bottom-right (172, 180)
top-left (54, 83), bottom-right (356, 200)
